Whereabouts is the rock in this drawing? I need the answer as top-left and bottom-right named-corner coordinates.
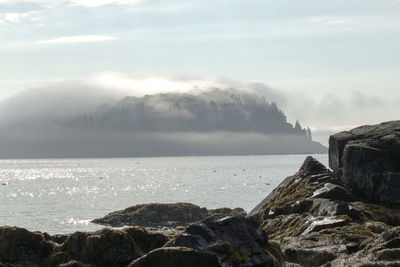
top-left (329, 120), bottom-right (400, 203)
top-left (128, 247), bottom-right (219, 267)
top-left (249, 156), bottom-right (386, 265)
top-left (0, 226), bottom-right (53, 265)
top-left (284, 247), bottom-right (337, 267)
top-left (92, 203), bottom-right (246, 228)
top-left (0, 226), bottom-right (169, 267)
top-left (300, 217), bottom-right (348, 235)
top-left (59, 227), bottom-right (168, 267)
top-left (57, 260), bottom-right (91, 267)
top-left (330, 226), bottom-right (400, 266)
top-left (249, 156), bottom-right (337, 220)
top-left (47, 234), bottom-right (70, 245)
top-left (312, 198), bottom-right (363, 218)
top-left (311, 183), bottom-right (355, 202)
top-left (248, 155), bottom-right (332, 217)
top-left (168, 216), bottom-right (277, 266)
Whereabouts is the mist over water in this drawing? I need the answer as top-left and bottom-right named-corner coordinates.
top-left (0, 84), bottom-right (326, 158)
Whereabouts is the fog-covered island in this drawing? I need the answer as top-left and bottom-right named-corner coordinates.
top-left (0, 89), bottom-right (326, 158)
top-left (1, 120), bottom-right (399, 266)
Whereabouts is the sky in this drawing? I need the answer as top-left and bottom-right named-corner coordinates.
top-left (1, 0), bottom-right (400, 145)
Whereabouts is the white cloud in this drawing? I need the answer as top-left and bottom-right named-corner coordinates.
top-left (36, 35), bottom-right (118, 44)
top-left (2, 12), bottom-right (29, 23)
top-left (68, 0), bottom-right (140, 7)
top-left (86, 72), bottom-right (225, 96)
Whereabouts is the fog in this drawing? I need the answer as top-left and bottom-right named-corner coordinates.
top-left (0, 77), bottom-right (327, 158)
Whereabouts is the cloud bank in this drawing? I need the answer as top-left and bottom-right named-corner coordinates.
top-left (0, 76), bottom-right (326, 158)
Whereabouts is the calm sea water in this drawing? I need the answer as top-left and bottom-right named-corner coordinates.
top-left (0, 154), bottom-right (328, 234)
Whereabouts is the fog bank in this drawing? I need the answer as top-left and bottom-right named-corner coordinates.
top-left (0, 81), bottom-right (326, 158)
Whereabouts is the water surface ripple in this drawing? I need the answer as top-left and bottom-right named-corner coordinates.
top-left (0, 154), bottom-right (328, 234)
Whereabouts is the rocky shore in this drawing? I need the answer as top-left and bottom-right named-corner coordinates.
top-left (1, 120), bottom-right (399, 266)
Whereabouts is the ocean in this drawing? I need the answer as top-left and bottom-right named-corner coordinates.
top-left (0, 154), bottom-right (328, 234)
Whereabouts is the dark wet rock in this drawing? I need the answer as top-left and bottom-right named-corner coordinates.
top-left (92, 202), bottom-right (246, 228)
top-left (168, 215), bottom-right (277, 266)
top-left (0, 226), bottom-right (53, 266)
top-left (0, 226), bottom-right (168, 267)
top-left (329, 120), bottom-right (400, 204)
top-left (59, 227), bottom-right (168, 267)
top-left (128, 247), bottom-right (219, 267)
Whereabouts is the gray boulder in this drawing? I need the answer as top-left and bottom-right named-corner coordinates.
top-left (329, 120), bottom-right (400, 203)
top-left (168, 215), bottom-right (277, 266)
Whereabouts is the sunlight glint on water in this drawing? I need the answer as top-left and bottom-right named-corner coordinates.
top-left (0, 154), bottom-right (328, 234)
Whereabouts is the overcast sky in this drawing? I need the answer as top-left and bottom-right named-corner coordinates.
top-left (1, 0), bottom-right (399, 144)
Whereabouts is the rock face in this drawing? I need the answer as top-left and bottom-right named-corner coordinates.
top-left (92, 202), bottom-right (246, 228)
top-left (168, 215), bottom-right (277, 266)
top-left (329, 120), bottom-right (400, 203)
top-left (250, 155), bottom-right (400, 266)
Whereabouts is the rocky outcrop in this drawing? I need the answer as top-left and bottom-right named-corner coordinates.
top-left (92, 202), bottom-right (246, 228)
top-left (167, 215), bottom-right (278, 266)
top-left (250, 154), bottom-right (400, 266)
top-left (330, 226), bottom-right (400, 266)
top-left (329, 120), bottom-right (400, 204)
top-left (0, 226), bottom-right (168, 267)
top-left (0, 226), bottom-right (53, 266)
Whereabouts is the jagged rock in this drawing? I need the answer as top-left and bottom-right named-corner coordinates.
top-left (128, 247), bottom-right (219, 267)
top-left (168, 215), bottom-right (277, 266)
top-left (249, 156), bottom-right (393, 265)
top-left (330, 226), bottom-right (400, 266)
top-left (249, 156), bottom-right (338, 220)
top-left (92, 203), bottom-right (246, 228)
top-left (301, 217), bottom-right (348, 235)
top-left (312, 183), bottom-right (355, 202)
top-left (312, 198), bottom-right (363, 218)
top-left (329, 120), bottom-right (400, 204)
top-left (247, 156), bottom-right (331, 217)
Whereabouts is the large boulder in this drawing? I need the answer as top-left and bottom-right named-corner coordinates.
top-left (0, 226), bottom-right (169, 267)
top-left (58, 227), bottom-right (168, 267)
top-left (0, 226), bottom-right (53, 266)
top-left (329, 120), bottom-right (400, 203)
top-left (168, 215), bottom-right (278, 266)
top-left (92, 203), bottom-right (246, 228)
